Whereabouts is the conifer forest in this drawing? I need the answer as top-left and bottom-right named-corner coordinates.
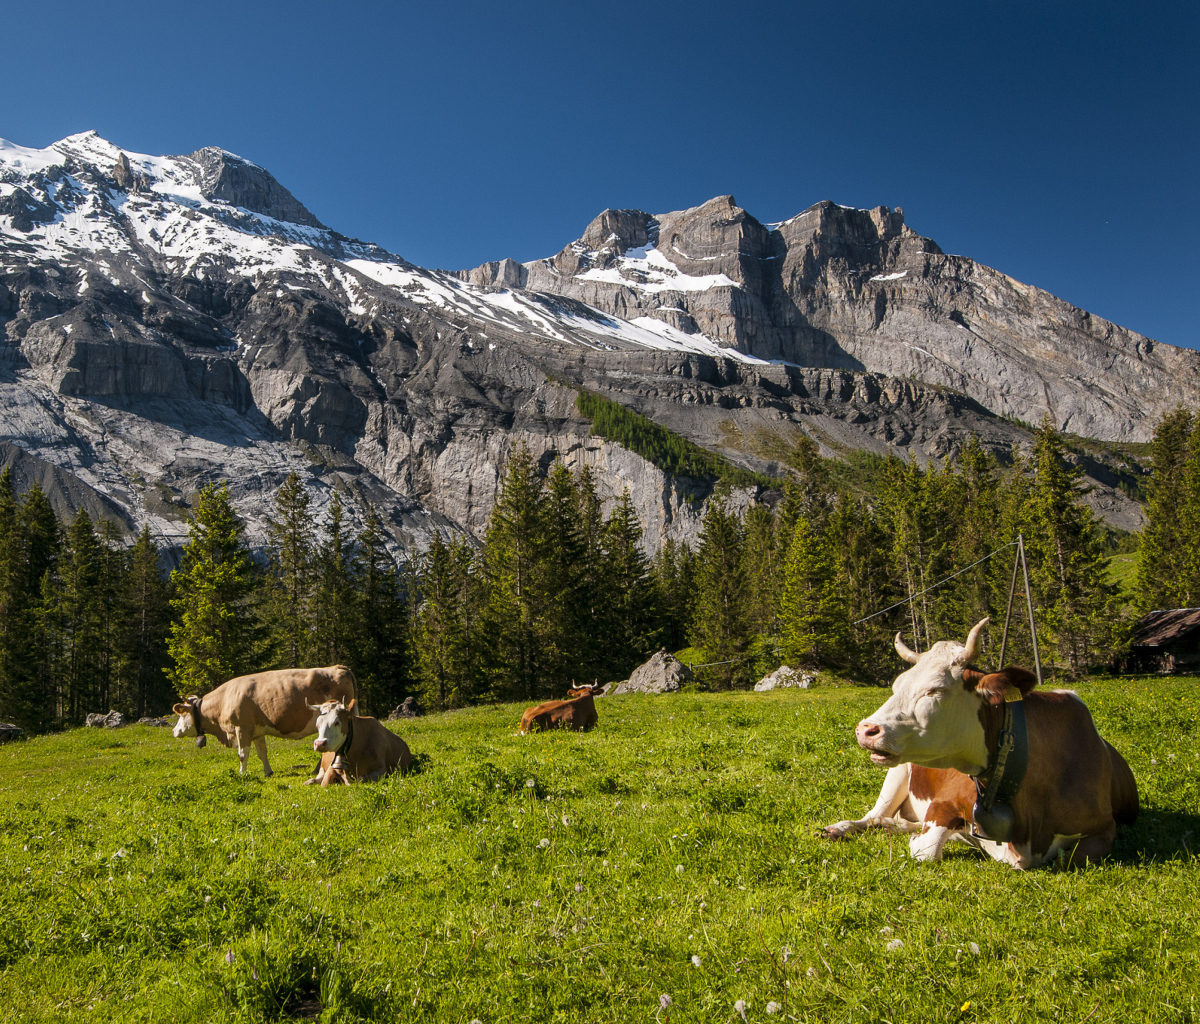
top-left (0, 412), bottom-right (1163, 735)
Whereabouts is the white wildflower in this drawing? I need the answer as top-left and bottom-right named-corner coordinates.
top-left (676, 864), bottom-right (684, 874)
top-left (692, 955), bottom-right (701, 967)
top-left (767, 1002), bottom-right (781, 1015)
top-left (878, 926), bottom-right (892, 937)
top-left (886, 938), bottom-right (904, 951)
top-left (735, 999), bottom-right (748, 1020)
top-left (525, 779), bottom-right (536, 788)
top-left (538, 838), bottom-right (550, 849)
top-left (561, 815), bottom-right (570, 826)
top-left (659, 994), bottom-right (672, 1009)
top-left (969, 942), bottom-right (980, 955)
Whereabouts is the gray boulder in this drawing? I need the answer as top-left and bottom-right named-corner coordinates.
top-left (610, 650), bottom-right (692, 695)
top-left (389, 696), bottom-right (423, 720)
top-left (0, 723), bottom-right (23, 744)
top-left (137, 716), bottom-right (172, 727)
top-left (85, 710), bottom-right (128, 728)
top-left (753, 666), bottom-right (815, 691)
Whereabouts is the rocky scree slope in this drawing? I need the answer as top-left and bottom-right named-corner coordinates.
top-left (0, 133), bottom-right (1181, 550)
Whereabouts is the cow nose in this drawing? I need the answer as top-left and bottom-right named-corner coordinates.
top-left (314, 739), bottom-right (328, 751)
top-left (857, 721), bottom-right (883, 742)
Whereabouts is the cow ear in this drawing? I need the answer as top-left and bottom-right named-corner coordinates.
top-left (173, 703), bottom-right (189, 716)
top-left (965, 667), bottom-right (1038, 705)
top-left (346, 698), bottom-right (357, 714)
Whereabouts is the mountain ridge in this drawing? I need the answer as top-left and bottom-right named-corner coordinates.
top-left (0, 132), bottom-right (1183, 550)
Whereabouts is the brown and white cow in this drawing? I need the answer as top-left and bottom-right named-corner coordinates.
top-left (172, 666), bottom-right (357, 777)
top-left (304, 698), bottom-right (411, 786)
top-left (825, 619), bottom-right (1138, 869)
top-left (518, 689), bottom-right (598, 735)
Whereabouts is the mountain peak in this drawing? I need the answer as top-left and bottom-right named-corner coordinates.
top-left (175, 146), bottom-right (325, 228)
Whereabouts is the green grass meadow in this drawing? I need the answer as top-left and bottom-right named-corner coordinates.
top-left (1, 679), bottom-right (1197, 1023)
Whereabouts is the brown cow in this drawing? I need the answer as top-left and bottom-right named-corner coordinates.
top-left (518, 690), bottom-right (598, 735)
top-left (171, 666), bottom-right (356, 777)
top-left (304, 698), bottom-right (411, 786)
top-left (824, 619), bottom-right (1138, 869)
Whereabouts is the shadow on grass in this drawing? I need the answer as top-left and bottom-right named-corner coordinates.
top-left (1109, 806), bottom-right (1200, 865)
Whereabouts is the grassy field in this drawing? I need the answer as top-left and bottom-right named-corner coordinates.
top-left (1, 678), bottom-right (1197, 1023)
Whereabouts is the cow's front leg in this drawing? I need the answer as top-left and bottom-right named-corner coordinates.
top-left (234, 729), bottom-right (249, 774)
top-left (824, 764), bottom-right (917, 838)
top-left (909, 824), bottom-right (959, 861)
top-left (253, 736), bottom-right (273, 777)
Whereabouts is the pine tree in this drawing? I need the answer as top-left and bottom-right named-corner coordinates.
top-left (311, 491), bottom-right (360, 667)
top-left (483, 445), bottom-right (549, 700)
top-left (265, 473), bottom-right (316, 668)
top-left (1025, 418), bottom-right (1120, 676)
top-left (540, 463), bottom-right (587, 686)
top-left (601, 489), bottom-right (658, 675)
top-left (689, 500), bottom-right (747, 689)
top-left (167, 483), bottom-right (265, 695)
top-left (121, 526), bottom-right (172, 717)
top-left (16, 485), bottom-right (60, 728)
top-left (58, 510), bottom-right (105, 724)
top-left (1137, 407), bottom-right (1192, 610)
top-left (414, 532), bottom-right (473, 710)
top-left (354, 504), bottom-right (409, 715)
top-left (651, 538), bottom-right (696, 654)
top-left (742, 503), bottom-right (782, 673)
top-left (779, 516), bottom-right (847, 669)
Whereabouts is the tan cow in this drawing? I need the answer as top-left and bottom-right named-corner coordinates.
top-left (518, 690), bottom-right (598, 735)
top-left (171, 666), bottom-right (357, 777)
top-left (305, 698), bottom-right (411, 786)
top-left (824, 619), bottom-right (1138, 869)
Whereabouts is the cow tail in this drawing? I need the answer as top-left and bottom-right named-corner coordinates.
top-left (1106, 741), bottom-right (1139, 826)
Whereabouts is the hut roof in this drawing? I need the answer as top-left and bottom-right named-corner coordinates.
top-left (1131, 608), bottom-right (1200, 648)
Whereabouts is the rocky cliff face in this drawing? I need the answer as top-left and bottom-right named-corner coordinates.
top-left (0, 131), bottom-right (1178, 550)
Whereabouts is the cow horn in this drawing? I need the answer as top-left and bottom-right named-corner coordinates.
top-left (306, 700), bottom-right (322, 711)
top-left (894, 633), bottom-right (920, 665)
top-left (955, 617), bottom-right (990, 665)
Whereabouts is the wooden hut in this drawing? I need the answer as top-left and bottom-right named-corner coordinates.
top-left (1127, 608), bottom-right (1200, 673)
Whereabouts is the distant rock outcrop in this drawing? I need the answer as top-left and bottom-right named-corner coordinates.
top-left (85, 711), bottom-right (127, 728)
top-left (0, 723), bottom-right (23, 743)
top-left (753, 666), bottom-right (815, 691)
top-left (388, 696), bottom-right (424, 719)
top-left (610, 650), bottom-right (693, 695)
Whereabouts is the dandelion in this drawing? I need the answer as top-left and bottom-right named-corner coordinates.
top-left (602, 860), bottom-right (609, 867)
top-left (960, 1001), bottom-right (971, 1012)
top-left (879, 926), bottom-right (893, 938)
top-left (205, 895), bottom-right (212, 903)
top-left (471, 1019), bottom-right (483, 1024)
top-left (1151, 758), bottom-right (1158, 765)
top-left (968, 942), bottom-right (980, 955)
top-left (692, 955), bottom-right (701, 967)
top-left (525, 779), bottom-right (536, 788)
top-left (886, 939), bottom-right (904, 951)
top-left (660, 994), bottom-right (673, 1009)
top-left (539, 838), bottom-right (550, 849)
top-left (767, 1002), bottom-right (781, 1015)
top-left (225, 950), bottom-right (235, 965)
top-left (735, 999), bottom-right (748, 1020)
top-left (676, 864), bottom-right (684, 874)
top-left (561, 815), bottom-right (570, 826)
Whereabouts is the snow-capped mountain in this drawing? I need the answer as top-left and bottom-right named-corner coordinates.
top-left (1, 132), bottom-right (1191, 546)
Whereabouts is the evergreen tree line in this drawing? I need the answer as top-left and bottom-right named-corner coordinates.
top-left (0, 415), bottom-right (1128, 733)
top-left (1136, 406), bottom-right (1200, 611)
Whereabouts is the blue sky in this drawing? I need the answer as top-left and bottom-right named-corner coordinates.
top-left (4, 1), bottom-right (1197, 347)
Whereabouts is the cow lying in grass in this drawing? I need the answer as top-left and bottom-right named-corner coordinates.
top-left (518, 687), bottom-right (598, 734)
top-left (825, 618), bottom-right (1138, 869)
top-left (172, 666), bottom-right (357, 776)
top-left (305, 698), bottom-right (411, 786)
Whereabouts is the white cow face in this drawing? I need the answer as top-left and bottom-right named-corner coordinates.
top-left (855, 619), bottom-right (991, 775)
top-left (311, 698), bottom-right (357, 753)
top-left (171, 702), bottom-right (197, 739)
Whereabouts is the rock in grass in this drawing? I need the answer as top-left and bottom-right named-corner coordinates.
top-left (388, 696), bottom-right (424, 720)
top-left (610, 650), bottom-right (692, 695)
top-left (753, 666), bottom-right (815, 691)
top-left (137, 716), bottom-right (172, 727)
top-left (0, 723), bottom-right (22, 743)
top-left (85, 711), bottom-right (128, 728)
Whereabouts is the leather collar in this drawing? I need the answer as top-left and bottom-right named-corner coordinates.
top-left (188, 697), bottom-right (207, 749)
top-left (970, 686), bottom-right (1028, 842)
